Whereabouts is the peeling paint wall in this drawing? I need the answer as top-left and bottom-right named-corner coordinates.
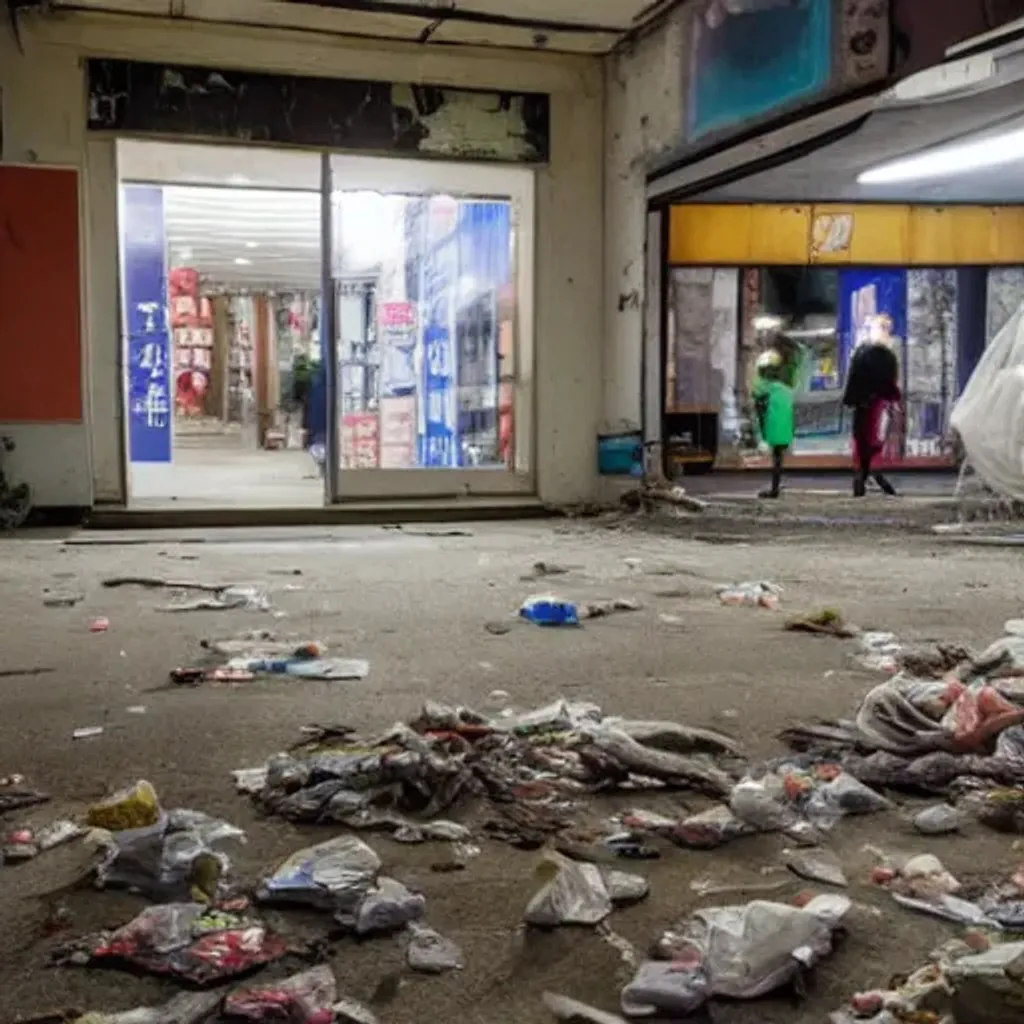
top-left (603, 9), bottom-right (689, 430)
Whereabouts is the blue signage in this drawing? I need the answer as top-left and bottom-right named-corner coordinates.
top-left (421, 234), bottom-right (458, 468)
top-left (122, 185), bottom-right (172, 463)
top-left (837, 268), bottom-right (908, 387)
top-left (688, 0), bottom-right (832, 142)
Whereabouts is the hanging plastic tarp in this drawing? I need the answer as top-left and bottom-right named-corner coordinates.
top-left (950, 304), bottom-right (1024, 500)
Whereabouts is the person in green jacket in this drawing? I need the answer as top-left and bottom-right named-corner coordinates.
top-left (751, 341), bottom-right (798, 499)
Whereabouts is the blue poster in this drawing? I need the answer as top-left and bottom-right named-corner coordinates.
top-left (420, 234), bottom-right (457, 467)
top-left (687, 0), bottom-right (832, 142)
top-left (122, 185), bottom-right (172, 463)
top-left (836, 268), bottom-right (908, 388)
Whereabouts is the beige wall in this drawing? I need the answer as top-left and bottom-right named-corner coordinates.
top-left (603, 9), bottom-right (689, 432)
top-left (0, 10), bottom-right (605, 507)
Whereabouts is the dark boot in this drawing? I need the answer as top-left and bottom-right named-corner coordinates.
top-left (853, 473), bottom-right (867, 497)
top-left (873, 473), bottom-right (897, 496)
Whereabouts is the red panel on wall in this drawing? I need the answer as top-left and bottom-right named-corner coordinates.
top-left (0, 165), bottom-right (83, 422)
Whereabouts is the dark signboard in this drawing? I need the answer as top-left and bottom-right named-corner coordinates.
top-left (86, 59), bottom-right (550, 163)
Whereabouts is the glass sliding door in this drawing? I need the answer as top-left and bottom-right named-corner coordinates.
top-left (323, 154), bottom-right (533, 500)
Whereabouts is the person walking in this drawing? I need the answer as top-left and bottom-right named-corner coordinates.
top-left (751, 346), bottom-right (796, 499)
top-left (842, 322), bottom-right (902, 497)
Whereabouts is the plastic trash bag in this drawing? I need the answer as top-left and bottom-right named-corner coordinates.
top-left (525, 856), bottom-right (613, 927)
top-left (223, 964), bottom-right (337, 1023)
top-left (352, 876), bottom-right (425, 935)
top-left (95, 808), bottom-right (244, 901)
top-left (73, 991), bottom-right (223, 1024)
top-left (621, 959), bottom-right (711, 1018)
top-left (258, 836), bottom-right (381, 913)
top-left (631, 894), bottom-right (851, 1014)
top-left (69, 902), bottom-right (288, 984)
top-left (406, 922), bottom-right (464, 973)
top-left (803, 772), bottom-right (891, 830)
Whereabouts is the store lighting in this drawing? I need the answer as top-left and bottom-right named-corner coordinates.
top-left (858, 125), bottom-right (1024, 184)
top-left (752, 314), bottom-right (784, 331)
top-left (233, 257), bottom-right (252, 266)
top-left (245, 241), bottom-right (259, 249)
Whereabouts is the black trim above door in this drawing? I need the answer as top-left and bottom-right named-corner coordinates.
top-left (86, 59), bottom-right (551, 163)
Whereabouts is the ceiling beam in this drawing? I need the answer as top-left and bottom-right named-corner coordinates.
top-left (278, 0), bottom-right (624, 35)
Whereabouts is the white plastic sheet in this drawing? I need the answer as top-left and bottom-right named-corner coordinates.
top-left (951, 304), bottom-right (1024, 500)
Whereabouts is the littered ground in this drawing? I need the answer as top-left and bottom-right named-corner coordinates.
top-left (1, 510), bottom-right (1020, 1023)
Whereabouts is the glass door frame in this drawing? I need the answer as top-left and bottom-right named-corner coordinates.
top-left (319, 153), bottom-right (535, 502)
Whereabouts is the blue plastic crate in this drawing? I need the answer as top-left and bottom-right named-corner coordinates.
top-left (598, 432), bottom-right (643, 476)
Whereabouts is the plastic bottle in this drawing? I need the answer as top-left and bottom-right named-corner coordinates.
top-left (519, 595), bottom-right (580, 627)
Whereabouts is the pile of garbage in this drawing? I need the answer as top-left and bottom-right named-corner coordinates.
top-left (781, 625), bottom-right (1024, 802)
top-left (233, 700), bottom-right (744, 849)
top-left (830, 934), bottom-right (1024, 1024)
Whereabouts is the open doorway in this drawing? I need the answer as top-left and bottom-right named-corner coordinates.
top-left (117, 141), bottom-right (327, 508)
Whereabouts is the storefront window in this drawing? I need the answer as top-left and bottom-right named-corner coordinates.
top-left (331, 189), bottom-right (515, 473)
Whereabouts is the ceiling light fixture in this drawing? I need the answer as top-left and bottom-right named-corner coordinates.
top-left (245, 241), bottom-right (259, 249)
top-left (858, 126), bottom-right (1024, 185)
top-left (234, 257), bottom-right (252, 266)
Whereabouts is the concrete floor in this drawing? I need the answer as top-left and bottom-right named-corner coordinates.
top-left (1, 518), bottom-right (1019, 1021)
top-left (129, 434), bottom-right (324, 509)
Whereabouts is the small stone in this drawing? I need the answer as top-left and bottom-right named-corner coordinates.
top-left (913, 804), bottom-right (963, 835)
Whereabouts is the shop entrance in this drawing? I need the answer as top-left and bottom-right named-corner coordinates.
top-left (116, 140), bottom-right (533, 508)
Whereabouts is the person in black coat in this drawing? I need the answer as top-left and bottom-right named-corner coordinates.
top-left (842, 333), bottom-right (902, 497)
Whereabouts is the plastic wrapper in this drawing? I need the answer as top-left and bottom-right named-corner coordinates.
top-left (635, 895), bottom-right (850, 1015)
top-left (258, 836), bottom-right (381, 913)
top-left (600, 870), bottom-right (650, 905)
top-left (525, 856), bottom-right (613, 928)
top-left (86, 780), bottom-right (162, 831)
top-left (671, 804), bottom-right (753, 849)
top-left (996, 724), bottom-right (1024, 762)
top-left (73, 991), bottom-right (223, 1024)
top-left (96, 808), bottom-right (244, 901)
top-left (223, 964), bottom-right (337, 1023)
top-left (717, 581), bottom-right (781, 609)
top-left (406, 922), bottom-right (464, 973)
top-left (803, 772), bottom-right (891, 830)
top-left (352, 876), bottom-right (425, 935)
top-left (70, 902), bottom-right (288, 984)
top-left (728, 775), bottom-right (800, 832)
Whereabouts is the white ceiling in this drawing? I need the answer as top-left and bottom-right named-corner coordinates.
top-left (117, 139), bottom-right (523, 288)
top-left (697, 63), bottom-right (1024, 204)
top-left (52, 0), bottom-right (662, 53)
